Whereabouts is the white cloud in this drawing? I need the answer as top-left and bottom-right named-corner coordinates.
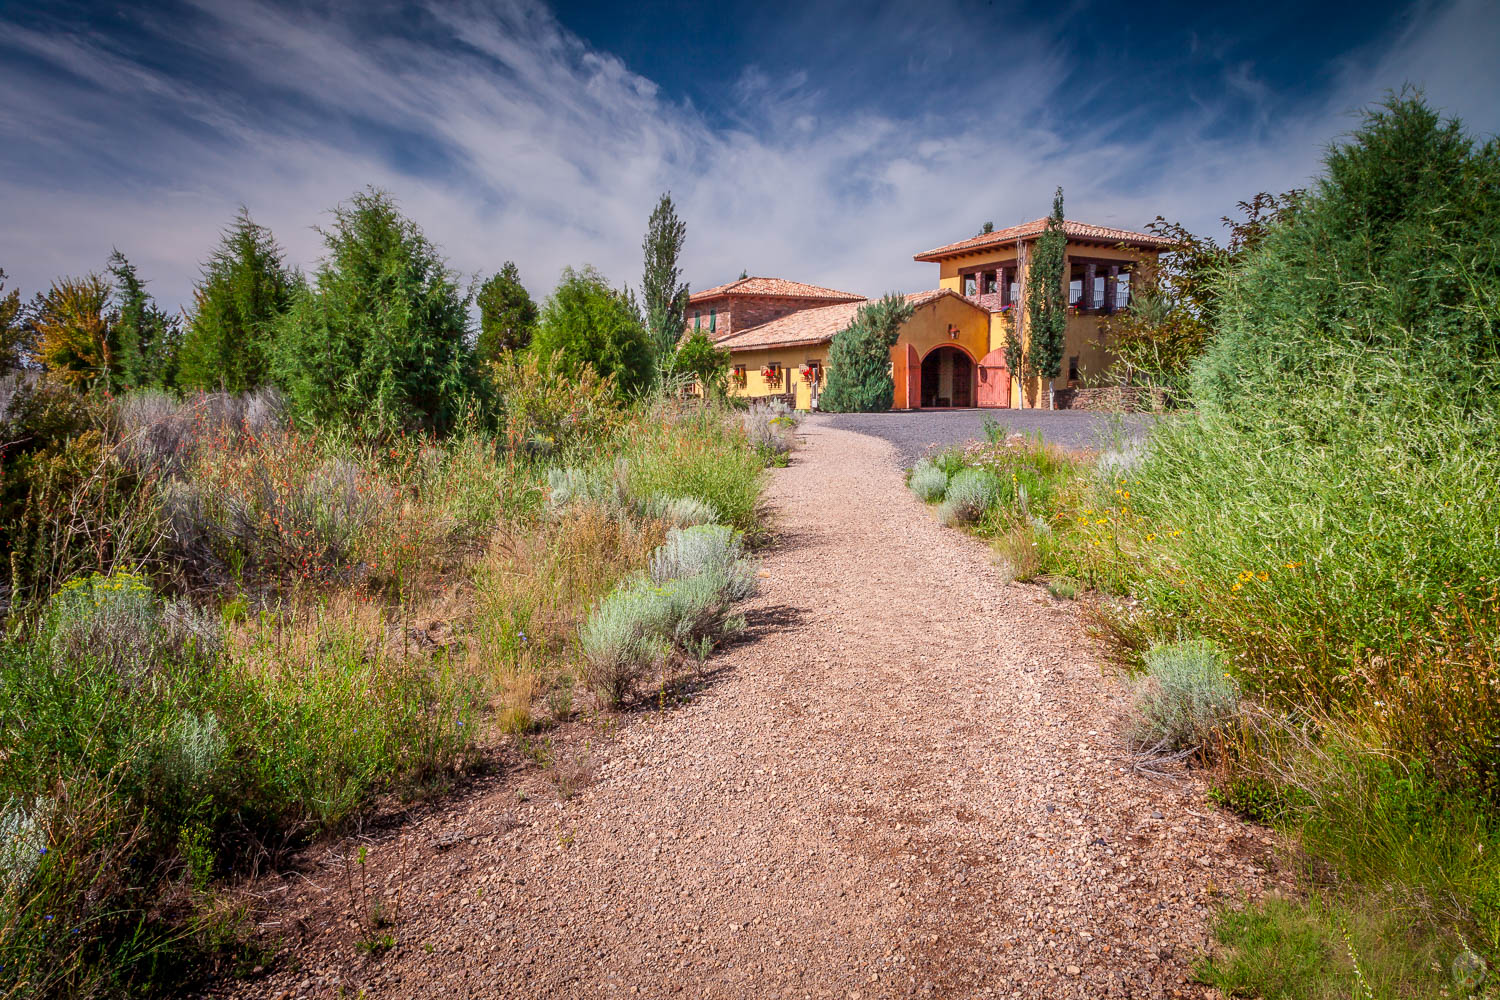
top-left (0, 0), bottom-right (1496, 315)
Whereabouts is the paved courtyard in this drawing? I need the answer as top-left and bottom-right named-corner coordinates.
top-left (814, 408), bottom-right (1153, 467)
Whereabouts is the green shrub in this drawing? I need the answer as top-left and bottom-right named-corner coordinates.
top-left (1131, 639), bottom-right (1239, 751)
top-left (621, 407), bottom-right (764, 531)
top-left (273, 189), bottom-right (479, 435)
top-left (530, 265), bottom-right (653, 397)
top-left (938, 467), bottom-right (1001, 526)
top-left (908, 460), bottom-right (948, 502)
top-left (819, 294), bottom-right (913, 412)
top-left (176, 208), bottom-right (294, 392)
top-left (1116, 96), bottom-right (1500, 701)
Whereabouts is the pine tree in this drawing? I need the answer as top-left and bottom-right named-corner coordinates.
top-left (819, 294), bottom-right (914, 412)
top-left (475, 262), bottom-right (538, 361)
top-left (641, 193), bottom-right (689, 367)
top-left (1027, 188), bottom-right (1067, 408)
top-left (178, 209), bottom-right (294, 391)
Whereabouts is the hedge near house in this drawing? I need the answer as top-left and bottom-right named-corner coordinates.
top-left (818, 294), bottom-right (913, 412)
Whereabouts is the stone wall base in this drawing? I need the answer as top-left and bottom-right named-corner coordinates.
top-left (1051, 386), bottom-right (1166, 413)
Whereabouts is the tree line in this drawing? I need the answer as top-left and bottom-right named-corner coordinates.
top-left (0, 189), bottom-right (731, 435)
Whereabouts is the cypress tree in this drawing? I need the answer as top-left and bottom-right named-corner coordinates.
top-left (641, 193), bottom-right (690, 368)
top-left (819, 294), bottom-right (914, 412)
top-left (1027, 188), bottom-right (1067, 409)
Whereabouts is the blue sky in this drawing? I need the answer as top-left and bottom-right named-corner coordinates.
top-left (2, 0), bottom-right (1497, 313)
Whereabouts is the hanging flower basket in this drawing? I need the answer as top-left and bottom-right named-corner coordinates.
top-left (760, 366), bottom-right (780, 385)
top-left (799, 365), bottom-right (815, 384)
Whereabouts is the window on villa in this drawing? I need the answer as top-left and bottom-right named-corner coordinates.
top-left (1094, 275), bottom-right (1106, 305)
top-left (1068, 279), bottom-right (1082, 306)
top-left (984, 273), bottom-right (998, 294)
top-left (1009, 281), bottom-right (1019, 302)
top-left (963, 274), bottom-right (977, 296)
top-left (1068, 355), bottom-right (1080, 382)
top-left (1115, 272), bottom-right (1132, 309)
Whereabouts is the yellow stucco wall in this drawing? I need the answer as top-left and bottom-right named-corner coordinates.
top-left (725, 345), bottom-right (828, 410)
top-left (889, 295), bottom-right (991, 409)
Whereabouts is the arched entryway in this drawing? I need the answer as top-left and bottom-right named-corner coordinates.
top-left (920, 346), bottom-right (975, 408)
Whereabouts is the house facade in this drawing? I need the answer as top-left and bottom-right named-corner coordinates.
top-left (699, 218), bottom-right (1169, 409)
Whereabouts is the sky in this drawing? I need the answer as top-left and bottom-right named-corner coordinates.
top-left (1, 0), bottom-right (1498, 314)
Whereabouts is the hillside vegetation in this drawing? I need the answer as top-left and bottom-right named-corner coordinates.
top-left (0, 192), bottom-right (775, 997)
top-left (910, 95), bottom-right (1500, 997)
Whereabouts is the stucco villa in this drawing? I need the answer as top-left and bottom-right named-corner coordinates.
top-left (698, 218), bottom-right (1171, 409)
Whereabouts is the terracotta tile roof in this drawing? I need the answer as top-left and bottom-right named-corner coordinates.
top-left (913, 218), bottom-right (1173, 262)
top-left (717, 289), bottom-right (979, 353)
top-left (689, 276), bottom-right (865, 304)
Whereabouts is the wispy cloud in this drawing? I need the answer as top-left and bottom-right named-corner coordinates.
top-left (0, 0), bottom-right (1495, 313)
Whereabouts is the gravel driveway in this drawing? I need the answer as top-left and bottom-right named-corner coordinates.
top-left (233, 420), bottom-right (1272, 1000)
top-left (817, 409), bottom-right (1153, 467)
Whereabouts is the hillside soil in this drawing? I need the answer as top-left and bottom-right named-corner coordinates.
top-left (221, 417), bottom-right (1279, 1000)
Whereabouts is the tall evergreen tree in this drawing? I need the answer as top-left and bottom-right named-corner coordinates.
top-left (818, 294), bottom-right (914, 412)
top-left (1027, 188), bottom-right (1067, 408)
top-left (0, 268), bottom-right (24, 372)
top-left (107, 250), bottom-right (180, 389)
top-left (476, 262), bottom-right (538, 361)
top-left (273, 189), bottom-right (477, 434)
top-left (178, 209), bottom-right (294, 391)
top-left (641, 192), bottom-right (690, 365)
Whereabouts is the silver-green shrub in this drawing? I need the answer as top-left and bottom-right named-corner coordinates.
top-left (545, 460), bottom-right (634, 517)
top-left (1131, 639), bottom-right (1240, 750)
top-left (46, 572), bottom-right (162, 679)
top-left (0, 796), bottom-right (50, 891)
top-left (163, 711), bottom-right (228, 796)
top-left (648, 525), bottom-right (755, 600)
top-left (908, 460), bottom-right (948, 502)
top-left (643, 494), bottom-right (720, 528)
top-left (742, 402), bottom-right (797, 457)
top-left (579, 579), bottom-right (673, 706)
top-left (937, 467), bottom-right (1001, 526)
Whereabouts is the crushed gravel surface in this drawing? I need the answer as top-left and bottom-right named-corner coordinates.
top-left (222, 420), bottom-right (1276, 1000)
top-left (818, 410), bottom-right (1153, 467)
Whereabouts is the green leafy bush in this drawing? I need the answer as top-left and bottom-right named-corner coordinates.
top-left (1131, 639), bottom-right (1239, 751)
top-left (620, 405), bottom-right (764, 531)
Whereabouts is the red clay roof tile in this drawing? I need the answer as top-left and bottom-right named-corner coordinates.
top-left (913, 218), bottom-right (1172, 262)
top-left (715, 289), bottom-right (980, 352)
top-left (689, 276), bottom-right (866, 304)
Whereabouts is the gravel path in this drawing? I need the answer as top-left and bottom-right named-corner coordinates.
top-left (228, 421), bottom-right (1274, 1000)
top-left (817, 410), bottom-right (1153, 468)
